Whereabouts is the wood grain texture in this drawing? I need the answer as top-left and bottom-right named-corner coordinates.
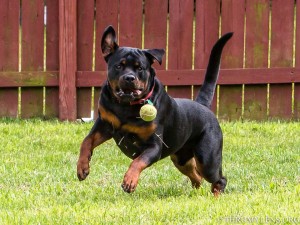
top-left (168, 0), bottom-right (194, 98)
top-left (59, 0), bottom-right (77, 120)
top-left (21, 0), bottom-right (44, 118)
top-left (119, 0), bottom-right (143, 47)
top-left (95, 0), bottom-right (119, 71)
top-left (144, 0), bottom-right (168, 70)
top-left (195, 0), bottom-right (220, 69)
top-left (0, 0), bottom-right (20, 117)
top-left (244, 0), bottom-right (269, 120)
top-left (219, 0), bottom-right (245, 120)
top-left (269, 0), bottom-right (294, 119)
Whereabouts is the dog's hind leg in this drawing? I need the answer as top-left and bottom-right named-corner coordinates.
top-left (193, 129), bottom-right (227, 196)
top-left (170, 151), bottom-right (203, 188)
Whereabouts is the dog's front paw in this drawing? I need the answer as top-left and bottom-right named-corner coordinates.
top-left (121, 171), bottom-right (140, 193)
top-left (77, 159), bottom-right (90, 181)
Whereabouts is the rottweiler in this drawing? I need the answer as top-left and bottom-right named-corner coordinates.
top-left (77, 25), bottom-right (233, 195)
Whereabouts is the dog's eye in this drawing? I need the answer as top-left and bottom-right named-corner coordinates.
top-left (115, 64), bottom-right (122, 70)
top-left (137, 66), bottom-right (143, 71)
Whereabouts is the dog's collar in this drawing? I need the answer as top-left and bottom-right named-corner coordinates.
top-left (129, 83), bottom-right (155, 105)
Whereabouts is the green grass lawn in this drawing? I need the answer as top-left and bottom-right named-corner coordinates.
top-left (0, 119), bottom-right (299, 224)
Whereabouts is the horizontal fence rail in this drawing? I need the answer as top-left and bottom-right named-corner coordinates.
top-left (0, 0), bottom-right (300, 121)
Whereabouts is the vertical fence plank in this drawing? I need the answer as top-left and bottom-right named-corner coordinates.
top-left (119, 0), bottom-right (143, 47)
top-left (195, 0), bottom-right (220, 69)
top-left (295, 0), bottom-right (300, 120)
top-left (45, 0), bottom-right (59, 118)
top-left (93, 87), bottom-right (102, 119)
top-left (77, 0), bottom-right (94, 119)
top-left (218, 0), bottom-right (245, 121)
top-left (21, 0), bottom-right (44, 118)
top-left (144, 0), bottom-right (168, 70)
top-left (0, 0), bottom-right (19, 118)
top-left (244, 0), bottom-right (269, 121)
top-left (269, 0), bottom-right (294, 120)
top-left (94, 0), bottom-right (119, 119)
top-left (295, 84), bottom-right (300, 119)
top-left (95, 0), bottom-right (119, 71)
top-left (59, 0), bottom-right (77, 120)
top-left (168, 0), bottom-right (194, 99)
top-left (194, 0), bottom-right (220, 111)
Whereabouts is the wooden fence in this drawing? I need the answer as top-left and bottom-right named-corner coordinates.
top-left (0, 0), bottom-right (300, 121)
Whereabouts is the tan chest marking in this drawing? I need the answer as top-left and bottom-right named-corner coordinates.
top-left (99, 105), bottom-right (121, 129)
top-left (122, 123), bottom-right (157, 141)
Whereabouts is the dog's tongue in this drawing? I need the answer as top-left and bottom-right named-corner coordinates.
top-left (133, 89), bottom-right (142, 95)
top-left (124, 88), bottom-right (141, 95)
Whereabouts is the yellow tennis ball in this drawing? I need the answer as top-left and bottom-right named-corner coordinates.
top-left (139, 104), bottom-right (157, 122)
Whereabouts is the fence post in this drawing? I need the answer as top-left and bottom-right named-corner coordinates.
top-left (59, 0), bottom-right (77, 121)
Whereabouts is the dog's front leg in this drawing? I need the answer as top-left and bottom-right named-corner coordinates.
top-left (77, 118), bottom-right (112, 181)
top-left (122, 142), bottom-right (162, 193)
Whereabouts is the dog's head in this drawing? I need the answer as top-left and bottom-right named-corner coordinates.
top-left (101, 26), bottom-right (165, 103)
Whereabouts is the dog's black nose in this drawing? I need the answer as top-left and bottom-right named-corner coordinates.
top-left (123, 74), bottom-right (136, 82)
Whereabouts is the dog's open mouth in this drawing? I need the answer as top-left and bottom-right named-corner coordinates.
top-left (115, 87), bottom-right (144, 101)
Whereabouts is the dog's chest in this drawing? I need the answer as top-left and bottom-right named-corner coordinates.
top-left (100, 104), bottom-right (157, 141)
top-left (112, 131), bottom-right (146, 159)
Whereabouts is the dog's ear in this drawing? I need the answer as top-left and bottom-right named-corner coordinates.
top-left (101, 25), bottom-right (119, 62)
top-left (143, 49), bottom-right (165, 65)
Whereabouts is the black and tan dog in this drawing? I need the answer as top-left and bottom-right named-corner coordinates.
top-left (77, 25), bottom-right (233, 195)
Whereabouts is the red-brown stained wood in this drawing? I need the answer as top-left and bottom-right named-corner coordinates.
top-left (270, 0), bottom-right (294, 68)
top-left (294, 84), bottom-right (300, 119)
top-left (45, 87), bottom-right (59, 118)
top-left (221, 0), bottom-right (245, 69)
top-left (245, 0), bottom-right (269, 68)
top-left (218, 0), bottom-right (244, 120)
top-left (95, 0), bottom-right (119, 71)
top-left (119, 0), bottom-right (143, 48)
top-left (21, 0), bottom-right (44, 118)
top-left (77, 88), bottom-right (92, 119)
top-left (218, 85), bottom-right (242, 121)
top-left (0, 88), bottom-right (18, 118)
top-left (168, 0), bottom-right (194, 98)
top-left (144, 0), bottom-right (168, 70)
top-left (0, 0), bottom-right (19, 117)
top-left (93, 87), bottom-right (102, 119)
top-left (76, 69), bottom-right (300, 87)
top-left (0, 0), bottom-right (19, 71)
top-left (21, 88), bottom-right (44, 118)
top-left (0, 71), bottom-right (58, 87)
top-left (46, 0), bottom-right (59, 71)
top-left (77, 0), bottom-right (94, 72)
top-left (268, 0), bottom-right (294, 120)
top-left (244, 85), bottom-right (267, 120)
top-left (45, 0), bottom-right (59, 118)
top-left (77, 0), bottom-right (95, 118)
top-left (168, 0), bottom-right (193, 70)
top-left (296, 0), bottom-right (300, 68)
top-left (195, 0), bottom-right (220, 69)
top-left (244, 0), bottom-right (269, 121)
top-left (167, 86), bottom-right (192, 99)
top-left (269, 84), bottom-right (292, 120)
top-left (296, 0), bottom-right (300, 119)
top-left (22, 0), bottom-right (44, 71)
top-left (59, 0), bottom-right (77, 120)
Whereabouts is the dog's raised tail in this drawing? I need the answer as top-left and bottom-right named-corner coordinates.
top-left (195, 32), bottom-right (233, 108)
